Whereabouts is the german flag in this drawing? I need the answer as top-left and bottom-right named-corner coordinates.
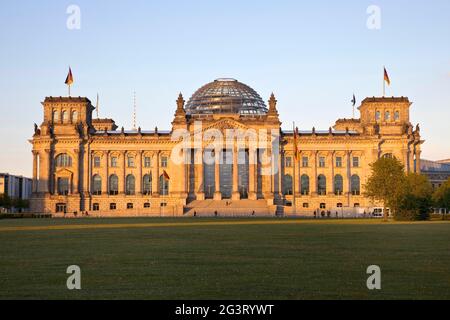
top-left (384, 67), bottom-right (391, 86)
top-left (65, 67), bottom-right (74, 86)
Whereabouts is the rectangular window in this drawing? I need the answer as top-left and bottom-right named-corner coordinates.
top-left (353, 157), bottom-right (360, 168)
top-left (144, 202), bottom-right (151, 208)
top-left (285, 157), bottom-right (292, 168)
top-left (354, 203), bottom-right (360, 208)
top-left (302, 157), bottom-right (309, 167)
top-left (144, 157), bottom-right (151, 168)
top-left (127, 156), bottom-right (135, 168)
top-left (110, 203), bottom-right (116, 210)
top-left (319, 157), bottom-right (326, 168)
top-left (127, 203), bottom-right (133, 209)
top-left (161, 156), bottom-right (168, 168)
top-left (337, 203), bottom-right (343, 208)
top-left (320, 203), bottom-right (326, 209)
top-left (303, 203), bottom-right (309, 208)
top-left (335, 156), bottom-right (342, 168)
top-left (93, 156), bottom-right (101, 168)
top-left (111, 157), bottom-right (118, 168)
top-left (160, 202), bottom-right (167, 207)
top-left (93, 203), bottom-right (100, 211)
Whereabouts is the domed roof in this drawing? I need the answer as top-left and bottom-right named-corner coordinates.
top-left (185, 78), bottom-right (268, 115)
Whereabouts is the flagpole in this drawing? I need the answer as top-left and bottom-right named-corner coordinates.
top-left (293, 121), bottom-right (296, 215)
top-left (383, 66), bottom-right (385, 97)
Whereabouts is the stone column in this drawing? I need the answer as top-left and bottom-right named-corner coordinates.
top-left (195, 149), bottom-right (205, 200)
top-left (102, 151), bottom-right (109, 195)
top-left (294, 154), bottom-right (300, 197)
top-left (179, 148), bottom-right (187, 197)
top-left (415, 148), bottom-right (421, 173)
top-left (328, 151), bottom-right (334, 195)
top-left (264, 149), bottom-right (274, 200)
top-left (311, 151), bottom-right (318, 196)
top-left (248, 147), bottom-right (256, 200)
top-left (119, 151), bottom-right (126, 194)
top-left (214, 149), bottom-right (222, 200)
top-left (152, 152), bottom-right (160, 196)
top-left (232, 146), bottom-right (240, 200)
top-left (32, 151), bottom-right (38, 193)
top-left (345, 151), bottom-right (352, 196)
top-left (73, 149), bottom-right (79, 194)
top-left (137, 151), bottom-right (143, 195)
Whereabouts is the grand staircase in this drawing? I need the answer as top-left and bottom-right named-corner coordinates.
top-left (183, 200), bottom-right (277, 217)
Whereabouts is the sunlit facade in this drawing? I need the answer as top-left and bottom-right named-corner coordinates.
top-left (30, 79), bottom-right (423, 217)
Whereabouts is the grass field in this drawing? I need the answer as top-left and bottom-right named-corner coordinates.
top-left (0, 218), bottom-right (449, 300)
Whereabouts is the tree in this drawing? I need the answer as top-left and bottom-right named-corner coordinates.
top-left (0, 194), bottom-right (12, 210)
top-left (433, 178), bottom-right (450, 212)
top-left (395, 173), bottom-right (433, 221)
top-left (364, 157), bottom-right (406, 221)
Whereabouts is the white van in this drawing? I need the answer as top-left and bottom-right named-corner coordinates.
top-left (372, 207), bottom-right (390, 218)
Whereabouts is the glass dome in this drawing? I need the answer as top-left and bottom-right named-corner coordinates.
top-left (185, 78), bottom-right (268, 115)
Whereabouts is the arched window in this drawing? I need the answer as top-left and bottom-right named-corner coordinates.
top-left (375, 111), bottom-right (381, 121)
top-left (62, 110), bottom-right (69, 123)
top-left (53, 110), bottom-right (59, 123)
top-left (109, 175), bottom-right (118, 195)
top-left (301, 175), bottom-right (310, 195)
top-left (394, 111), bottom-right (400, 121)
top-left (383, 153), bottom-right (393, 159)
top-left (55, 154), bottom-right (72, 167)
top-left (92, 175), bottom-right (102, 195)
top-left (334, 175), bottom-right (343, 195)
top-left (57, 177), bottom-right (70, 195)
top-left (385, 111), bottom-right (390, 121)
top-left (351, 175), bottom-right (361, 195)
top-left (283, 174), bottom-right (293, 196)
top-left (318, 175), bottom-right (327, 195)
top-left (72, 111), bottom-right (78, 123)
top-left (143, 174), bottom-right (152, 195)
top-left (159, 174), bottom-right (169, 196)
top-left (126, 174), bottom-right (135, 195)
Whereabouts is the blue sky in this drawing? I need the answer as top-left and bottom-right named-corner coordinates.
top-left (1, 0), bottom-right (449, 176)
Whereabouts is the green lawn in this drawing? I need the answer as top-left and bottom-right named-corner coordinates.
top-left (0, 218), bottom-right (449, 300)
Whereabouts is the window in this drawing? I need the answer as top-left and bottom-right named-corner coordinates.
top-left (72, 111), bottom-right (78, 123)
top-left (302, 157), bottom-right (309, 167)
top-left (318, 175), bottom-right (327, 195)
top-left (143, 174), bottom-right (152, 195)
top-left (56, 203), bottom-right (67, 213)
top-left (354, 203), bottom-right (360, 208)
top-left (394, 111), bottom-right (400, 121)
top-left (285, 157), bottom-right (292, 168)
top-left (159, 174), bottom-right (169, 195)
top-left (320, 203), bottom-right (326, 209)
top-left (335, 156), bottom-right (342, 168)
top-left (337, 203), bottom-right (343, 208)
top-left (144, 157), bottom-right (151, 168)
top-left (283, 174), bottom-right (293, 196)
top-left (127, 156), bottom-right (135, 168)
top-left (303, 203), bottom-right (309, 208)
top-left (126, 175), bottom-right (135, 195)
top-left (301, 175), bottom-right (310, 195)
top-left (144, 202), bottom-right (151, 208)
top-left (127, 203), bottom-right (133, 209)
top-left (53, 110), bottom-right (59, 123)
top-left (109, 175), bottom-right (118, 195)
top-left (161, 156), bottom-right (168, 168)
top-left (55, 154), bottom-right (72, 167)
top-left (111, 156), bottom-right (118, 168)
top-left (352, 157), bottom-right (360, 168)
top-left (92, 175), bottom-right (102, 195)
top-left (93, 156), bottom-right (101, 168)
top-left (385, 111), bottom-right (391, 121)
top-left (334, 175), bottom-right (343, 195)
top-left (110, 203), bottom-right (117, 210)
top-left (160, 202), bottom-right (168, 207)
top-left (93, 203), bottom-right (100, 211)
top-left (383, 153), bottom-right (393, 159)
top-left (351, 175), bottom-right (361, 195)
top-left (319, 157), bottom-right (326, 168)
top-left (57, 177), bottom-right (70, 195)
top-left (375, 111), bottom-right (381, 121)
top-left (62, 111), bottom-right (69, 123)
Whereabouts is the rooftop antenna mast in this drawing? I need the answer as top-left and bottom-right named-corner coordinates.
top-left (132, 91), bottom-right (137, 131)
top-left (96, 93), bottom-right (99, 119)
